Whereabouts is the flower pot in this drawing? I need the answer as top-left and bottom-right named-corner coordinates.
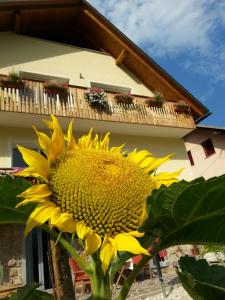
top-left (148, 102), bottom-right (163, 108)
top-left (44, 87), bottom-right (68, 96)
top-left (114, 94), bottom-right (134, 105)
top-left (0, 80), bottom-right (25, 89)
top-left (175, 107), bottom-right (190, 114)
top-left (146, 97), bottom-right (164, 108)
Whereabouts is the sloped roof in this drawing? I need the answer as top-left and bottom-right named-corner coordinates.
top-left (0, 0), bottom-right (209, 121)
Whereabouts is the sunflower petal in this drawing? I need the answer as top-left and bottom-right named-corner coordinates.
top-left (66, 120), bottom-right (76, 150)
top-left (15, 167), bottom-right (48, 181)
top-left (123, 231), bottom-right (145, 238)
top-left (76, 222), bottom-right (92, 239)
top-left (25, 202), bottom-right (57, 236)
top-left (84, 232), bottom-right (101, 256)
top-left (100, 133), bottom-right (110, 150)
top-left (127, 150), bottom-right (152, 165)
top-left (143, 154), bottom-right (173, 174)
top-left (51, 212), bottom-right (76, 233)
top-left (152, 168), bottom-right (183, 188)
top-left (78, 129), bottom-right (93, 148)
top-left (33, 126), bottom-right (53, 161)
top-left (115, 233), bottom-right (149, 256)
top-left (110, 144), bottom-right (125, 154)
top-left (17, 184), bottom-right (51, 199)
top-left (100, 236), bottom-right (117, 274)
top-left (16, 146), bottom-right (50, 179)
top-left (16, 198), bottom-right (47, 207)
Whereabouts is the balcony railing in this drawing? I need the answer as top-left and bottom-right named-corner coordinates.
top-left (0, 78), bottom-right (195, 129)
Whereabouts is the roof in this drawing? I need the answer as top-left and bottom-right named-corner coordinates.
top-left (197, 124), bottom-right (225, 132)
top-left (0, 0), bottom-right (209, 121)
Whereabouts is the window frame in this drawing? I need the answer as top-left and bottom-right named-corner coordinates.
top-left (187, 150), bottom-right (195, 166)
top-left (201, 138), bottom-right (215, 158)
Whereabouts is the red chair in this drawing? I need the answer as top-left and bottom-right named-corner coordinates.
top-left (69, 258), bottom-right (90, 293)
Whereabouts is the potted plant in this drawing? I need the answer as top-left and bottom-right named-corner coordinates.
top-left (43, 80), bottom-right (69, 95)
top-left (84, 87), bottom-right (108, 109)
top-left (175, 100), bottom-right (190, 114)
top-left (147, 90), bottom-right (164, 108)
top-left (0, 71), bottom-right (24, 89)
top-left (114, 93), bottom-right (134, 105)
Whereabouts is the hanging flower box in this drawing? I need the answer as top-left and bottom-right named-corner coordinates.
top-left (0, 72), bottom-right (25, 89)
top-left (84, 87), bottom-right (108, 109)
top-left (175, 100), bottom-right (190, 114)
top-left (147, 97), bottom-right (164, 108)
top-left (114, 93), bottom-right (134, 105)
top-left (147, 90), bottom-right (164, 108)
top-left (43, 80), bottom-right (69, 95)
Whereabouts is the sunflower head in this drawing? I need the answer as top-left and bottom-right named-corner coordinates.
top-left (16, 115), bottom-right (182, 272)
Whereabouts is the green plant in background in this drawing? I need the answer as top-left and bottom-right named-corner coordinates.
top-left (147, 90), bottom-right (164, 107)
top-left (0, 263), bottom-right (3, 286)
top-left (153, 89), bottom-right (163, 101)
top-left (6, 282), bottom-right (53, 300)
top-left (178, 256), bottom-right (225, 300)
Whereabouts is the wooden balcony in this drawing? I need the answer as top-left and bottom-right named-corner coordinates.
top-left (0, 78), bottom-right (195, 129)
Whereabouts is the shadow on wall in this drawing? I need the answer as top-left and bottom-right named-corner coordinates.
top-left (0, 32), bottom-right (84, 69)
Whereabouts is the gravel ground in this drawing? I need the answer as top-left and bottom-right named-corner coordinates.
top-left (77, 268), bottom-right (192, 300)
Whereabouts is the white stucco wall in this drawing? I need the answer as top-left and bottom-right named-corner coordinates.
top-left (0, 32), bottom-right (152, 97)
top-left (0, 126), bottom-right (193, 180)
top-left (184, 128), bottom-right (225, 179)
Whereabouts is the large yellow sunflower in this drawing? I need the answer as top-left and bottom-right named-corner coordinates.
top-left (16, 115), bottom-right (181, 273)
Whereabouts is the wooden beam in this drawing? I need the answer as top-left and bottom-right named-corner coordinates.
top-left (14, 11), bottom-right (21, 33)
top-left (116, 48), bottom-right (127, 65)
top-left (82, 8), bottom-right (203, 116)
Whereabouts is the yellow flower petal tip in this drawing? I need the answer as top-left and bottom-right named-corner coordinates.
top-left (15, 116), bottom-right (181, 271)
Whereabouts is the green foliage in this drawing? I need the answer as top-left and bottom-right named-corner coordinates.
top-left (0, 263), bottom-right (3, 286)
top-left (7, 282), bottom-right (54, 300)
top-left (178, 256), bottom-right (225, 300)
top-left (0, 175), bottom-right (33, 224)
top-left (141, 175), bottom-right (225, 249)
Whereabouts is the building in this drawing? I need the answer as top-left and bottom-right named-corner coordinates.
top-left (0, 0), bottom-right (209, 292)
top-left (184, 125), bottom-right (225, 179)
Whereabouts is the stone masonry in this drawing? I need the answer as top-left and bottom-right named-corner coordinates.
top-left (0, 224), bottom-right (24, 287)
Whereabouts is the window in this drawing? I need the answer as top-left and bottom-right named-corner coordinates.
top-left (12, 148), bottom-right (45, 168)
top-left (187, 150), bottom-right (194, 166)
top-left (12, 148), bottom-right (27, 167)
top-left (90, 82), bottom-right (131, 94)
top-left (201, 138), bottom-right (215, 158)
top-left (20, 71), bottom-right (69, 84)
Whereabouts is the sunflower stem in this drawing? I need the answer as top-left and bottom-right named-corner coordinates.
top-left (41, 224), bottom-right (92, 275)
top-left (90, 252), bottom-right (112, 300)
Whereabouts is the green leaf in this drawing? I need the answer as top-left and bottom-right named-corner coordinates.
top-left (141, 175), bottom-right (225, 249)
top-left (7, 282), bottom-right (54, 299)
top-left (0, 175), bottom-right (33, 224)
top-left (178, 256), bottom-right (225, 300)
top-left (0, 207), bottom-right (27, 223)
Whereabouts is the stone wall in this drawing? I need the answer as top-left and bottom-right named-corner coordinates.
top-left (0, 224), bottom-right (24, 287)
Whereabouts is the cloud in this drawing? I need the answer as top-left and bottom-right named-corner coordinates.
top-left (88, 0), bottom-right (215, 57)
top-left (88, 0), bottom-right (225, 83)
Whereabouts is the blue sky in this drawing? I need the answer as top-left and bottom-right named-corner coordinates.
top-left (88, 0), bottom-right (225, 126)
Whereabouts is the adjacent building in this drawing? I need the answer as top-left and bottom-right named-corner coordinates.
top-left (184, 125), bottom-right (225, 179)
